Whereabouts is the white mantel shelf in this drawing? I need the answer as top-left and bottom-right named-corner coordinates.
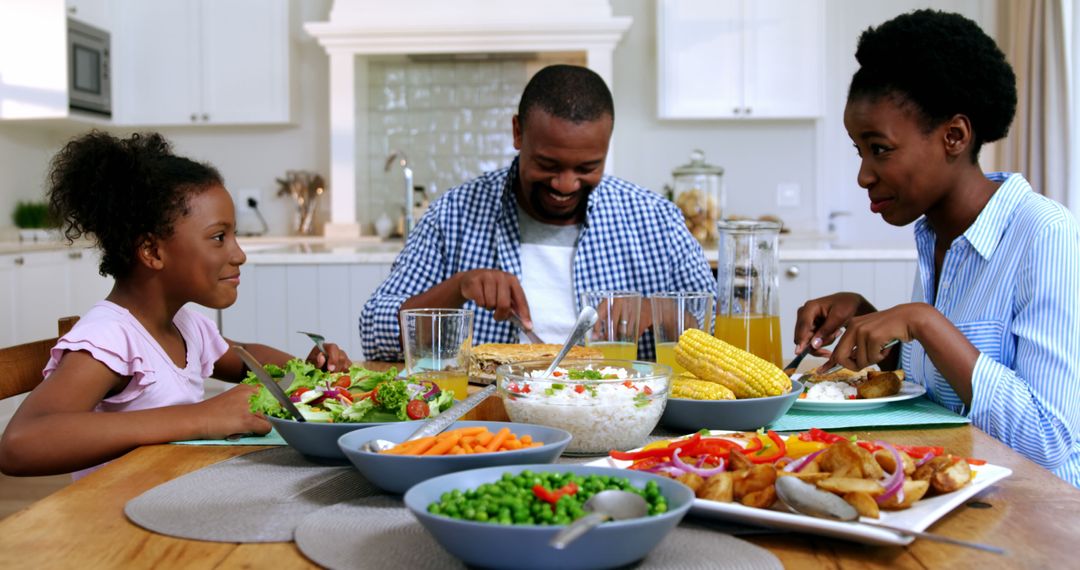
top-left (304, 0), bottom-right (632, 239)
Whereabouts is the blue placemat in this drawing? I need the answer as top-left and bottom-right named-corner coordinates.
top-left (171, 428), bottom-right (287, 446)
top-left (768, 397), bottom-right (970, 432)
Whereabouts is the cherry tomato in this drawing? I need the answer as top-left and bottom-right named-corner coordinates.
top-left (406, 399), bottom-right (430, 420)
top-left (333, 376), bottom-right (351, 388)
top-left (293, 387), bottom-right (310, 397)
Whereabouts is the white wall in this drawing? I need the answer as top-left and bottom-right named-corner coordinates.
top-left (0, 124), bottom-right (63, 239)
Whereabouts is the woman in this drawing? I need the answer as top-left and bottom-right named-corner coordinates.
top-left (793, 10), bottom-right (1080, 487)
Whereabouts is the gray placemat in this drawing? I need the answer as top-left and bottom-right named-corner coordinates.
top-left (295, 496), bottom-right (782, 570)
top-left (124, 448), bottom-right (377, 542)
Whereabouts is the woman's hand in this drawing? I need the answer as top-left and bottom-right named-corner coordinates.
top-left (822, 302), bottom-right (934, 371)
top-left (193, 384), bottom-right (271, 440)
top-left (307, 343), bottom-right (351, 372)
top-left (793, 292), bottom-right (876, 355)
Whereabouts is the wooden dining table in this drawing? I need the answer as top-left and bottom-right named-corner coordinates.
top-left (2, 368), bottom-right (1078, 569)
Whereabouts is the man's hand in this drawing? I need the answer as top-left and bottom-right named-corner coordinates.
top-left (455, 269), bottom-right (532, 327)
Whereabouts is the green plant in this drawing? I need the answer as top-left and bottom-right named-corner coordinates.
top-left (11, 201), bottom-right (54, 229)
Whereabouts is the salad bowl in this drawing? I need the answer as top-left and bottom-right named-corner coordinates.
top-left (338, 420), bottom-right (572, 493)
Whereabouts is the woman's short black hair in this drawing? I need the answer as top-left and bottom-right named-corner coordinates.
top-left (848, 9), bottom-right (1017, 159)
top-left (517, 64), bottom-right (614, 127)
top-left (47, 130), bottom-right (223, 278)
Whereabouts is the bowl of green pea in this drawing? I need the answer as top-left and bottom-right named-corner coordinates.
top-left (403, 464), bottom-right (694, 570)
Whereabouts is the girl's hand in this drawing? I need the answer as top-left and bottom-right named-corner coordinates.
top-left (194, 384), bottom-right (271, 439)
top-left (822, 302), bottom-right (933, 371)
top-left (307, 343), bottom-right (351, 372)
top-left (793, 292), bottom-right (876, 356)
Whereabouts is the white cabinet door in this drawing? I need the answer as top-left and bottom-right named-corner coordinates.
top-left (113, 0), bottom-right (289, 126)
top-left (657, 0), bottom-right (823, 119)
top-left (0, 255), bottom-right (16, 347)
top-left (13, 251), bottom-right (72, 343)
top-left (67, 247), bottom-right (113, 317)
top-left (66, 0), bottom-right (111, 30)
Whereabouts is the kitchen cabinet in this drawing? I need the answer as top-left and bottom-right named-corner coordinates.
top-left (112, 0), bottom-right (290, 126)
top-left (3, 247), bottom-right (112, 345)
top-left (657, 0), bottom-right (824, 119)
top-left (220, 262), bottom-right (392, 361)
top-left (65, 0), bottom-right (110, 30)
top-left (777, 259), bottom-right (918, 358)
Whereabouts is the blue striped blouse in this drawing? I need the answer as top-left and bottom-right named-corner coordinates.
top-left (901, 172), bottom-right (1080, 488)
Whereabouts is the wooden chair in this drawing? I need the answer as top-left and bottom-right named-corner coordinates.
top-left (0, 317), bottom-right (79, 400)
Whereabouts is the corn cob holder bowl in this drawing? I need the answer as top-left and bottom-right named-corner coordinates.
top-left (661, 329), bottom-right (803, 432)
top-left (496, 359), bottom-right (672, 455)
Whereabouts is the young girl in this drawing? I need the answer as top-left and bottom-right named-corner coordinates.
top-left (0, 131), bottom-right (352, 478)
top-left (793, 10), bottom-right (1080, 487)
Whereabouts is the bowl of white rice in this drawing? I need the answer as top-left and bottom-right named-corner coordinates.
top-left (495, 359), bottom-right (672, 455)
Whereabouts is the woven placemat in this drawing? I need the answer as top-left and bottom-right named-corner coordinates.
top-left (294, 496), bottom-right (782, 570)
top-left (124, 448), bottom-right (377, 542)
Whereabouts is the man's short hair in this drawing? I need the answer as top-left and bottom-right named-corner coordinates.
top-left (517, 64), bottom-right (614, 127)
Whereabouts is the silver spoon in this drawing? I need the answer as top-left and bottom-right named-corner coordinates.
top-left (549, 490), bottom-right (649, 549)
top-left (774, 476), bottom-right (1005, 554)
top-left (360, 384), bottom-right (497, 453)
top-left (542, 306), bottom-right (599, 378)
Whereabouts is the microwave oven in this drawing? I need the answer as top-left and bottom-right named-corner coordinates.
top-left (67, 18), bottom-right (111, 116)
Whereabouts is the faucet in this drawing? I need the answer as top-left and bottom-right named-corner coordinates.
top-left (384, 150), bottom-right (414, 239)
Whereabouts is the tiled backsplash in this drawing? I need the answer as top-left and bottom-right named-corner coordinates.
top-left (364, 59), bottom-right (528, 228)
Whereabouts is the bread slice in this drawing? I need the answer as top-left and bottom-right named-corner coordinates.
top-left (469, 343), bottom-right (603, 383)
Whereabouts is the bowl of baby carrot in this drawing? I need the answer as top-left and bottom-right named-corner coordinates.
top-left (337, 420), bottom-right (573, 494)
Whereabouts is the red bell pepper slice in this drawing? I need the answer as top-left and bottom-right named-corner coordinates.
top-left (748, 430), bottom-right (787, 464)
top-left (609, 433), bottom-right (702, 462)
top-left (532, 482), bottom-right (580, 506)
top-left (893, 444), bottom-right (945, 459)
top-left (743, 435), bottom-right (764, 454)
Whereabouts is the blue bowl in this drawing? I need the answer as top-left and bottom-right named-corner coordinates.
top-left (267, 415), bottom-right (422, 462)
top-left (403, 463), bottom-right (694, 570)
top-left (338, 421), bottom-right (572, 494)
top-left (660, 379), bottom-right (804, 432)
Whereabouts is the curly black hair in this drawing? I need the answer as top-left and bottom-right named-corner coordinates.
top-left (517, 64), bottom-right (614, 127)
top-left (848, 9), bottom-right (1017, 160)
top-left (47, 131), bottom-right (223, 278)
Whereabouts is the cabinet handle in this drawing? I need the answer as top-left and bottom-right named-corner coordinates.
top-left (14, 257), bottom-right (24, 266)
top-left (68, 6), bottom-right (77, 14)
top-left (744, 107), bottom-right (752, 115)
top-left (191, 113), bottom-right (198, 122)
top-left (785, 265), bottom-right (800, 278)
top-left (201, 113), bottom-right (209, 121)
top-left (733, 107), bottom-right (741, 114)
top-left (68, 251), bottom-right (83, 260)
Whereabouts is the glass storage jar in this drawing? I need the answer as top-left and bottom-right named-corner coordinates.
top-left (671, 149), bottom-right (725, 244)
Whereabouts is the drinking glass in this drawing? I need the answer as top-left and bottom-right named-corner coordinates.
top-left (650, 291), bottom-right (714, 375)
top-left (715, 220), bottom-right (783, 366)
top-left (399, 308), bottom-right (473, 400)
top-left (580, 291), bottom-right (641, 360)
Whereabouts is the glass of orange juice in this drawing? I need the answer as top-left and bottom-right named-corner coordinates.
top-left (715, 220), bottom-right (783, 367)
top-left (650, 291), bottom-right (714, 375)
top-left (399, 308), bottom-right (473, 400)
top-left (580, 290), bottom-right (641, 360)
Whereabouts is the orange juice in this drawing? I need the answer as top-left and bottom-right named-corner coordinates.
top-left (713, 314), bottom-right (783, 367)
top-left (590, 341), bottom-right (638, 360)
top-left (654, 341), bottom-right (686, 375)
top-left (415, 371), bottom-right (469, 401)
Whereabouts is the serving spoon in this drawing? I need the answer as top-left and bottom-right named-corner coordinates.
top-left (360, 384), bottom-right (497, 453)
top-left (774, 476), bottom-right (1005, 554)
top-left (549, 490), bottom-right (649, 549)
top-left (541, 306), bottom-right (599, 378)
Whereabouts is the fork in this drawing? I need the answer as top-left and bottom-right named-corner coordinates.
top-left (297, 330), bottom-right (328, 357)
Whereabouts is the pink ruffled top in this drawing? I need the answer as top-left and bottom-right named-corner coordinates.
top-left (44, 301), bottom-right (229, 478)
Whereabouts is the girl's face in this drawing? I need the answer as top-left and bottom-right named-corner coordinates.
top-left (843, 96), bottom-right (952, 226)
top-left (160, 184), bottom-right (246, 309)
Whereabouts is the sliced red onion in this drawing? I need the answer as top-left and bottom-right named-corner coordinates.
top-left (916, 451), bottom-right (937, 467)
top-left (874, 441), bottom-right (906, 505)
top-left (421, 381), bottom-right (441, 400)
top-left (672, 448), bottom-right (727, 478)
top-left (783, 449), bottom-right (825, 473)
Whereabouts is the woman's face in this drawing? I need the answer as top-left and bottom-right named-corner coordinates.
top-left (843, 96), bottom-right (951, 227)
top-left (159, 184), bottom-right (247, 309)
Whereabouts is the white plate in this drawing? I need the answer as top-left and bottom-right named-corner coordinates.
top-left (791, 380), bottom-right (927, 411)
top-left (589, 432), bottom-right (1012, 546)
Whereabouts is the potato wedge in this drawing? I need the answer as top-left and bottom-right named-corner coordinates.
top-left (874, 448), bottom-right (915, 475)
top-left (733, 464), bottom-right (777, 499)
top-left (878, 480), bottom-right (929, 510)
top-left (843, 491), bottom-right (880, 519)
top-left (697, 471), bottom-right (734, 502)
top-left (930, 457), bottom-right (973, 494)
top-left (741, 485), bottom-right (777, 509)
top-left (816, 476), bottom-right (885, 496)
top-left (777, 470), bottom-right (832, 484)
top-left (676, 472), bottom-right (705, 494)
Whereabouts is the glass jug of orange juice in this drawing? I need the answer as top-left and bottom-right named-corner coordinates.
top-left (715, 220), bottom-right (783, 366)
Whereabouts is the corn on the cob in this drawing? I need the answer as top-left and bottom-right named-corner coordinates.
top-left (674, 328), bottom-right (791, 398)
top-left (672, 374), bottom-right (736, 400)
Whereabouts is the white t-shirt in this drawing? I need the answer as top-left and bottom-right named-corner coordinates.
top-left (517, 205), bottom-right (582, 344)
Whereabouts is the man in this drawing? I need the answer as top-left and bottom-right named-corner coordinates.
top-left (361, 64), bottom-right (713, 361)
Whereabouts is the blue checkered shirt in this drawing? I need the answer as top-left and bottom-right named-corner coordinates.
top-left (902, 172), bottom-right (1080, 488)
top-left (360, 158), bottom-right (715, 362)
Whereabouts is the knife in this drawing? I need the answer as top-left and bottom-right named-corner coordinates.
top-left (819, 339), bottom-right (901, 375)
top-left (509, 311), bottom-right (545, 344)
top-left (233, 344), bottom-right (306, 422)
